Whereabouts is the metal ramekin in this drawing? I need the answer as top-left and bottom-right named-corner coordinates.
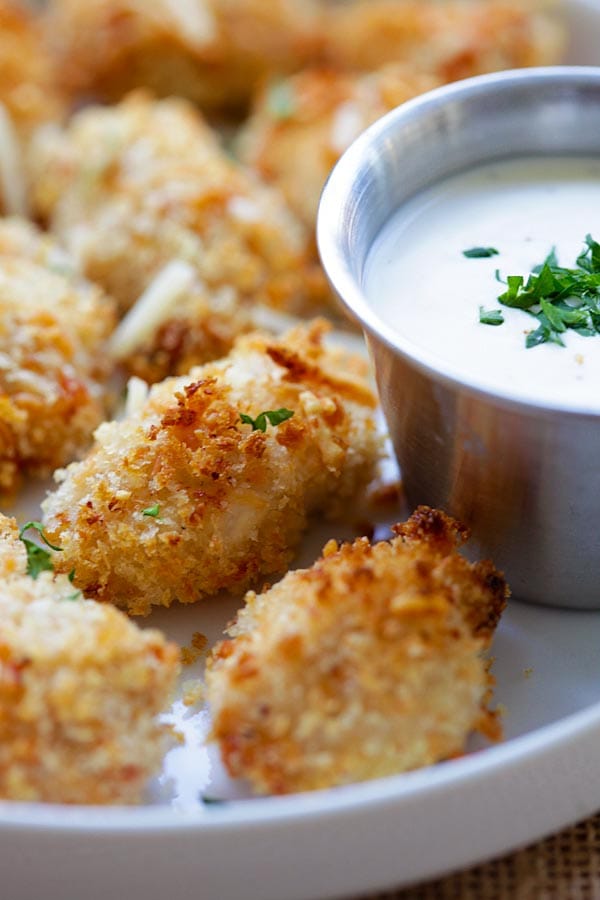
top-left (318, 67), bottom-right (600, 610)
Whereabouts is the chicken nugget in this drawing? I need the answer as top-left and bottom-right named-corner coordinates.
top-left (0, 514), bottom-right (180, 805)
top-left (0, 224), bottom-right (116, 497)
top-left (0, 0), bottom-right (64, 136)
top-left (0, 0), bottom-right (65, 216)
top-left (45, 0), bottom-right (320, 114)
top-left (28, 91), bottom-right (330, 325)
top-left (206, 507), bottom-right (509, 795)
top-left (322, 0), bottom-right (565, 78)
top-left (42, 322), bottom-right (381, 616)
top-left (239, 65), bottom-right (441, 229)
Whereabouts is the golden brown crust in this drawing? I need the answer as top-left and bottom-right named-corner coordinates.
top-left (28, 91), bottom-right (330, 323)
top-left (0, 0), bottom-right (65, 136)
top-left (45, 0), bottom-right (321, 113)
top-left (0, 514), bottom-right (180, 805)
top-left (206, 507), bottom-right (509, 795)
top-left (321, 0), bottom-right (565, 77)
top-left (239, 65), bottom-right (441, 227)
top-left (393, 507), bottom-right (507, 641)
top-left (42, 322), bottom-right (382, 615)
top-left (240, 0), bottom-right (564, 228)
top-left (0, 222), bottom-right (116, 497)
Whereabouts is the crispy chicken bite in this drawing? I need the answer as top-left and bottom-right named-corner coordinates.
top-left (0, 0), bottom-right (65, 137)
top-left (239, 65), bottom-right (441, 229)
top-left (28, 91), bottom-right (330, 326)
top-left (42, 322), bottom-right (381, 616)
top-left (240, 0), bottom-right (564, 230)
top-left (0, 222), bottom-right (116, 497)
top-left (45, 0), bottom-right (320, 114)
top-left (321, 0), bottom-right (565, 78)
top-left (0, 0), bottom-right (65, 215)
top-left (206, 507), bottom-right (509, 795)
top-left (0, 514), bottom-right (180, 805)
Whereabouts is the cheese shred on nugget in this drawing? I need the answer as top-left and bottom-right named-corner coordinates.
top-left (42, 323), bottom-right (381, 616)
top-left (28, 91), bottom-right (328, 321)
top-left (206, 507), bottom-right (509, 795)
top-left (0, 515), bottom-right (180, 805)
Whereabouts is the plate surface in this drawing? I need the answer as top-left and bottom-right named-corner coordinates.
top-left (3, 4), bottom-right (600, 899)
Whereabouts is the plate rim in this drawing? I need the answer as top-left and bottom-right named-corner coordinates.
top-left (2, 690), bottom-right (600, 833)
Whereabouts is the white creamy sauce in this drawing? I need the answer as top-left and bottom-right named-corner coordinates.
top-left (364, 157), bottom-right (600, 409)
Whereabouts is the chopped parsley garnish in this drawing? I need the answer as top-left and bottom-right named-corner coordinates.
top-left (61, 590), bottom-right (82, 602)
top-left (142, 504), bottom-right (161, 518)
top-left (201, 794), bottom-right (228, 806)
top-left (463, 247), bottom-right (499, 259)
top-left (18, 521), bottom-right (62, 579)
top-left (479, 307), bottom-right (505, 326)
top-left (240, 408), bottom-right (294, 433)
top-left (495, 235), bottom-right (600, 349)
top-left (265, 81), bottom-right (296, 121)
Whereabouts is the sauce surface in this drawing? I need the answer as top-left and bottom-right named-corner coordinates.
top-left (364, 157), bottom-right (600, 409)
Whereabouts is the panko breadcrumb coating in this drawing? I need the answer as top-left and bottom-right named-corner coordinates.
top-left (0, 0), bottom-right (65, 215)
top-left (321, 0), bottom-right (565, 78)
top-left (207, 507), bottom-right (509, 796)
top-left (28, 91), bottom-right (329, 321)
top-left (45, 0), bottom-right (320, 114)
top-left (239, 65), bottom-right (441, 229)
top-left (0, 514), bottom-right (180, 805)
top-left (0, 0), bottom-right (64, 135)
top-left (0, 223), bottom-right (116, 496)
top-left (42, 322), bottom-right (381, 616)
top-left (109, 260), bottom-right (261, 385)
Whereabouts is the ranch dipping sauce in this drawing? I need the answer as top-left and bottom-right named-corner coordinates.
top-left (364, 157), bottom-right (600, 411)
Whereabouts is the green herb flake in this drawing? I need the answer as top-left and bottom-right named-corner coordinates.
top-left (240, 409), bottom-right (294, 433)
top-left (18, 521), bottom-right (62, 580)
top-left (265, 81), bottom-right (296, 121)
top-left (61, 590), bottom-right (82, 602)
top-left (142, 504), bottom-right (161, 518)
top-left (479, 307), bottom-right (504, 326)
top-left (201, 795), bottom-right (228, 806)
top-left (463, 247), bottom-right (499, 259)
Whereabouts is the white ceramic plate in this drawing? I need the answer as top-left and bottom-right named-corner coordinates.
top-left (4, 4), bottom-right (600, 899)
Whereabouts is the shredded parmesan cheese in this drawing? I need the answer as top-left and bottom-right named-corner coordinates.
top-left (124, 376), bottom-right (150, 417)
top-left (0, 103), bottom-right (28, 217)
top-left (109, 260), bottom-right (197, 360)
top-left (162, 0), bottom-right (217, 48)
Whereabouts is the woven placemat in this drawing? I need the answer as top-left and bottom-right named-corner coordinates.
top-left (368, 814), bottom-right (600, 900)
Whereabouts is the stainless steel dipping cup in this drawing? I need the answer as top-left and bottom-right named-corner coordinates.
top-left (318, 67), bottom-right (600, 609)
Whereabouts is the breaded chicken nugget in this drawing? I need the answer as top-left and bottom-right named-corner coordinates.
top-left (322, 0), bottom-right (565, 78)
top-left (0, 0), bottom-right (65, 215)
top-left (42, 322), bottom-right (381, 616)
top-left (206, 507), bottom-right (509, 795)
top-left (45, 0), bottom-right (320, 114)
top-left (0, 0), bottom-right (65, 136)
top-left (0, 216), bottom-right (80, 275)
top-left (0, 225), bottom-right (116, 496)
top-left (0, 514), bottom-right (180, 805)
top-left (239, 65), bottom-right (441, 229)
top-left (28, 92), bottom-right (329, 321)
